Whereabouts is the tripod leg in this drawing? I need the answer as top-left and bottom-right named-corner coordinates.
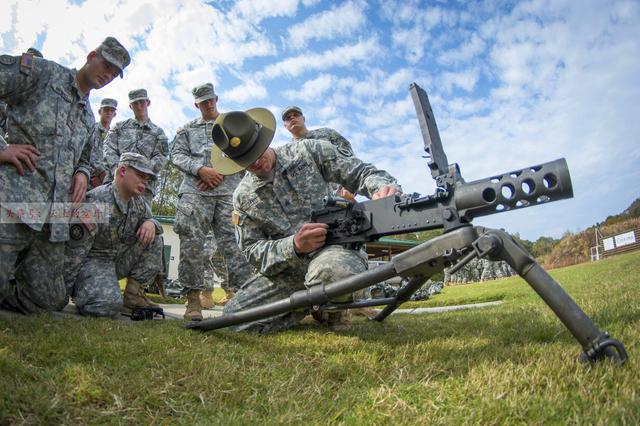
top-left (373, 275), bottom-right (429, 322)
top-left (476, 227), bottom-right (627, 364)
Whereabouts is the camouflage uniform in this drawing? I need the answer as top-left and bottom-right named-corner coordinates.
top-left (0, 54), bottom-right (94, 313)
top-left (295, 127), bottom-right (355, 195)
top-left (64, 182), bottom-right (163, 317)
top-left (171, 117), bottom-right (252, 293)
top-left (223, 139), bottom-right (400, 332)
top-left (103, 116), bottom-right (168, 201)
top-left (89, 98), bottom-right (117, 186)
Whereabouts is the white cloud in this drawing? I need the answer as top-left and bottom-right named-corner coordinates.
top-left (224, 80), bottom-right (268, 104)
top-left (286, 1), bottom-right (367, 49)
top-left (233, 0), bottom-right (299, 21)
top-left (261, 37), bottom-right (381, 79)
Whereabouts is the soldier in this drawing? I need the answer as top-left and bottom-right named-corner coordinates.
top-left (170, 83), bottom-right (253, 321)
top-left (281, 106), bottom-right (356, 199)
top-left (103, 88), bottom-right (168, 204)
top-left (63, 152), bottom-right (163, 317)
top-left (0, 37), bottom-right (130, 314)
top-left (209, 109), bottom-right (401, 332)
top-left (89, 98), bottom-right (118, 188)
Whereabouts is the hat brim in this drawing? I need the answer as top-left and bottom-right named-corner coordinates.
top-left (128, 164), bottom-right (157, 179)
top-left (129, 97), bottom-right (149, 104)
top-left (101, 51), bottom-right (124, 78)
top-left (210, 108), bottom-right (276, 175)
top-left (195, 93), bottom-right (216, 104)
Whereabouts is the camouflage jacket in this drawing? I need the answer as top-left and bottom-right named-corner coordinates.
top-left (170, 117), bottom-right (243, 197)
top-left (294, 127), bottom-right (354, 157)
top-left (294, 127), bottom-right (355, 195)
top-left (90, 122), bottom-right (109, 177)
top-left (64, 182), bottom-right (162, 286)
top-left (233, 139), bottom-right (400, 286)
top-left (0, 54), bottom-right (94, 241)
top-left (103, 118), bottom-right (168, 195)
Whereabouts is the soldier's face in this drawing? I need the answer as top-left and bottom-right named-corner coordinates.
top-left (130, 100), bottom-right (150, 119)
top-left (99, 107), bottom-right (116, 123)
top-left (247, 148), bottom-right (276, 178)
top-left (196, 97), bottom-right (219, 121)
top-left (283, 111), bottom-right (304, 133)
top-left (88, 53), bottom-right (120, 89)
top-left (121, 166), bottom-right (149, 196)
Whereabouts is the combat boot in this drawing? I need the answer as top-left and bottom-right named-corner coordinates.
top-left (184, 290), bottom-right (203, 321)
top-left (199, 289), bottom-right (215, 309)
top-left (326, 310), bottom-right (352, 332)
top-left (122, 278), bottom-right (158, 313)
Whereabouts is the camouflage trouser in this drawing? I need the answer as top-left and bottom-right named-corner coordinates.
top-left (223, 245), bottom-right (368, 332)
top-left (64, 235), bottom-right (163, 317)
top-left (174, 193), bottom-right (252, 292)
top-left (0, 223), bottom-right (67, 314)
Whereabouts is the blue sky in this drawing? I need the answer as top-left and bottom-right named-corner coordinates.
top-left (2, 0), bottom-right (639, 241)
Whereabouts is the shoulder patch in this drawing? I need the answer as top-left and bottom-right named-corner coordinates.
top-left (0, 55), bottom-right (16, 66)
top-left (231, 210), bottom-right (240, 225)
top-left (69, 224), bottom-right (85, 240)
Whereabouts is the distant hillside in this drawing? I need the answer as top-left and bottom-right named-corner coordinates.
top-left (541, 212), bottom-right (640, 269)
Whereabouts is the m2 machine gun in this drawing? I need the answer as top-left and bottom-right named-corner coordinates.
top-left (189, 83), bottom-right (627, 364)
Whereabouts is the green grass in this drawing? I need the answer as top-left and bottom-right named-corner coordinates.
top-left (2, 251), bottom-right (639, 424)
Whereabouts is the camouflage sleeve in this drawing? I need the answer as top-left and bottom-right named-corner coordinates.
top-left (150, 128), bottom-right (169, 176)
top-left (0, 134), bottom-right (6, 151)
top-left (326, 128), bottom-right (355, 156)
top-left (74, 126), bottom-right (94, 178)
top-left (89, 127), bottom-right (105, 176)
top-left (170, 128), bottom-right (201, 176)
top-left (233, 196), bottom-right (301, 277)
top-left (0, 54), bottom-right (37, 105)
top-left (141, 197), bottom-right (163, 235)
top-left (103, 127), bottom-right (120, 180)
top-left (310, 140), bottom-right (401, 198)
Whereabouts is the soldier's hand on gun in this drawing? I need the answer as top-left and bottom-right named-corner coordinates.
top-left (0, 144), bottom-right (40, 175)
top-left (372, 185), bottom-right (400, 200)
top-left (197, 166), bottom-right (224, 190)
top-left (293, 222), bottom-right (328, 254)
top-left (137, 220), bottom-right (156, 248)
top-left (70, 172), bottom-right (88, 204)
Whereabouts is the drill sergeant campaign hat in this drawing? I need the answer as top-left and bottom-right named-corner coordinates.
top-left (128, 88), bottom-right (149, 104)
top-left (118, 152), bottom-right (156, 178)
top-left (95, 36), bottom-right (130, 78)
top-left (99, 98), bottom-right (118, 110)
top-left (281, 105), bottom-right (303, 121)
top-left (210, 108), bottom-right (276, 175)
top-left (192, 83), bottom-right (217, 103)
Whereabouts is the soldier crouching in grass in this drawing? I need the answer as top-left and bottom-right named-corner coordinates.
top-left (0, 37), bottom-right (130, 314)
top-left (209, 108), bottom-right (401, 332)
top-left (62, 153), bottom-right (163, 318)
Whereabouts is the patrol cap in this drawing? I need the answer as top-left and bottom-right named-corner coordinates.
top-left (118, 152), bottom-right (156, 178)
top-left (95, 36), bottom-right (130, 78)
top-left (281, 106), bottom-right (303, 121)
top-left (210, 108), bottom-right (276, 175)
top-left (192, 83), bottom-right (216, 104)
top-left (128, 88), bottom-right (149, 104)
top-left (99, 98), bottom-right (118, 110)
top-left (25, 47), bottom-right (43, 58)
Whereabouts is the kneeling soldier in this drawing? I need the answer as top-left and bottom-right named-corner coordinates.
top-left (63, 152), bottom-right (163, 317)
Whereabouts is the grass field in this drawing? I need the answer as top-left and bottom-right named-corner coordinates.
top-left (1, 251), bottom-right (639, 424)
